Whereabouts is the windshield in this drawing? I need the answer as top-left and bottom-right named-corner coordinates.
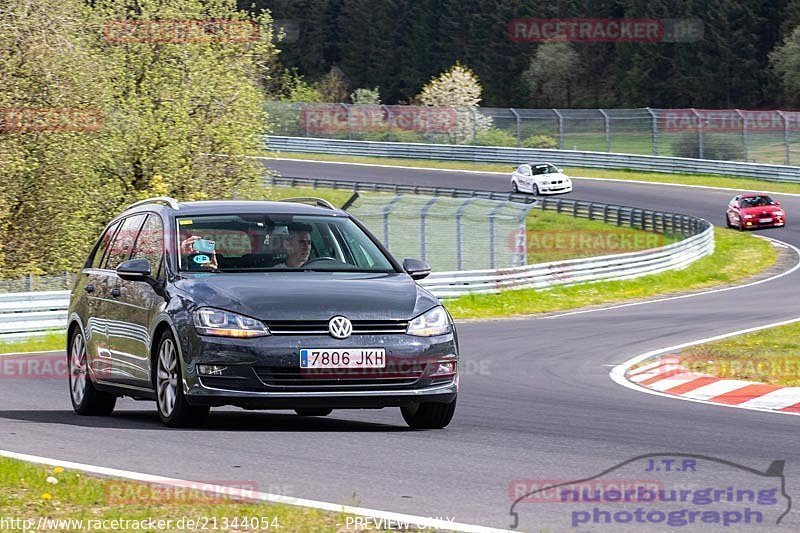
top-left (534, 164), bottom-right (559, 174)
top-left (740, 196), bottom-right (775, 208)
top-left (176, 214), bottom-right (396, 273)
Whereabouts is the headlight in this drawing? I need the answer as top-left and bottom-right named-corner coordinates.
top-left (193, 307), bottom-right (270, 338)
top-left (775, 211), bottom-right (785, 217)
top-left (407, 306), bottom-right (452, 337)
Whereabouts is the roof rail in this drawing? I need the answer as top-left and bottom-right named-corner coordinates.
top-left (125, 197), bottom-right (180, 211)
top-left (278, 197), bottom-right (336, 210)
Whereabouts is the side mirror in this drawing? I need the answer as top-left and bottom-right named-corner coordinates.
top-left (117, 258), bottom-right (152, 281)
top-left (403, 258), bottom-right (431, 280)
top-left (775, 201), bottom-right (782, 206)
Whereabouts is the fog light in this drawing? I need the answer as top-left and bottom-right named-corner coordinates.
top-left (424, 361), bottom-right (457, 377)
top-left (746, 222), bottom-right (753, 226)
top-left (198, 365), bottom-right (227, 376)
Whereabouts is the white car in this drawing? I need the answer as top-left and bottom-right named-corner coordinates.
top-left (511, 163), bottom-right (573, 195)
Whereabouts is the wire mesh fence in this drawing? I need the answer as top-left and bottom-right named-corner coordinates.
top-left (348, 194), bottom-right (531, 271)
top-left (0, 272), bottom-right (75, 293)
top-left (266, 102), bottom-right (800, 165)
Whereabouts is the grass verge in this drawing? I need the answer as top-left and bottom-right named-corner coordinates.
top-left (445, 228), bottom-right (778, 319)
top-left (0, 331), bottom-right (65, 355)
top-left (0, 456), bottom-right (368, 532)
top-left (678, 321), bottom-right (800, 387)
top-left (270, 151), bottom-right (800, 195)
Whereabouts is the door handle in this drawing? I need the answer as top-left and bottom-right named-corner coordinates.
top-left (111, 287), bottom-right (121, 298)
top-left (85, 284), bottom-right (94, 293)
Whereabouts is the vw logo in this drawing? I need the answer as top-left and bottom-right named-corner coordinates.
top-left (328, 316), bottom-right (352, 339)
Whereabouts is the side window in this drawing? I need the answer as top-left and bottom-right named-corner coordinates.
top-left (89, 220), bottom-right (121, 269)
top-left (519, 165), bottom-right (531, 175)
top-left (131, 214), bottom-right (164, 279)
top-left (104, 214), bottom-right (146, 270)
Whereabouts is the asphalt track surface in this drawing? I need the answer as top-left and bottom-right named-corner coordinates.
top-left (3, 158), bottom-right (800, 531)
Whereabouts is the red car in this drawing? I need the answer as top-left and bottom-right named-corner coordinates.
top-left (726, 193), bottom-right (786, 230)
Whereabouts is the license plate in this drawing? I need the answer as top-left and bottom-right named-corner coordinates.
top-left (759, 217), bottom-right (773, 223)
top-left (300, 349), bottom-right (386, 369)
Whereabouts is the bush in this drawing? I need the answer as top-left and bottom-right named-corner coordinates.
top-left (521, 134), bottom-right (558, 149)
top-left (472, 128), bottom-right (518, 147)
top-left (671, 133), bottom-right (745, 161)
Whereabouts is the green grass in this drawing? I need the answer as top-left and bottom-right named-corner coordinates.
top-left (444, 228), bottom-right (777, 319)
top-left (270, 151), bottom-right (800, 195)
top-left (678, 321), bottom-right (800, 387)
top-left (0, 457), bottom-right (395, 532)
top-left (0, 331), bottom-right (65, 354)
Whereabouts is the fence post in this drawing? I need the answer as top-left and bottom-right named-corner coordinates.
top-left (735, 109), bottom-right (748, 161)
top-left (516, 204), bottom-right (536, 266)
top-left (455, 199), bottom-right (477, 270)
top-left (646, 107), bottom-right (658, 155)
top-left (339, 103), bottom-right (351, 141)
top-left (303, 103), bottom-right (310, 137)
top-left (383, 105), bottom-right (393, 142)
top-left (383, 196), bottom-right (404, 250)
top-left (777, 110), bottom-right (790, 165)
top-left (552, 109), bottom-right (564, 149)
top-left (510, 108), bottom-right (521, 146)
top-left (691, 108), bottom-right (704, 159)
top-left (488, 202), bottom-right (507, 269)
top-left (599, 109), bottom-right (611, 152)
top-left (470, 107), bottom-right (478, 143)
top-left (26, 274), bottom-right (32, 291)
top-left (419, 197), bottom-right (439, 262)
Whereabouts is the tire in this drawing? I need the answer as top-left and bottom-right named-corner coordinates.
top-left (155, 331), bottom-right (209, 428)
top-left (737, 218), bottom-right (745, 231)
top-left (512, 181), bottom-right (519, 193)
top-left (401, 397), bottom-right (456, 429)
top-left (295, 408), bottom-right (333, 417)
top-left (532, 183), bottom-right (540, 196)
top-left (725, 213), bottom-right (733, 228)
top-left (68, 329), bottom-right (116, 416)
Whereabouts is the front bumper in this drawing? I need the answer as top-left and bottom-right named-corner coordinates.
top-left (180, 331), bottom-right (459, 409)
top-left (539, 183), bottom-right (573, 194)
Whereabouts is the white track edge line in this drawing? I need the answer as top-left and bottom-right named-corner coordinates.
top-left (263, 157), bottom-right (800, 198)
top-left (0, 450), bottom-right (511, 533)
top-left (609, 316), bottom-right (800, 417)
top-left (543, 236), bottom-right (800, 319)
top-left (0, 349), bottom-right (63, 357)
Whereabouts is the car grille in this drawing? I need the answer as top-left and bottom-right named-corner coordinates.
top-left (266, 320), bottom-right (409, 335)
top-left (253, 364), bottom-right (425, 390)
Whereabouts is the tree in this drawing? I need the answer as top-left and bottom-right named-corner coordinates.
top-left (351, 87), bottom-right (381, 105)
top-left (523, 43), bottom-right (581, 107)
top-left (417, 62), bottom-right (491, 143)
top-left (770, 26), bottom-right (800, 105)
top-left (0, 0), bottom-right (280, 276)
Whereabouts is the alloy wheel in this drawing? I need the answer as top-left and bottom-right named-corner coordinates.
top-left (157, 338), bottom-right (179, 417)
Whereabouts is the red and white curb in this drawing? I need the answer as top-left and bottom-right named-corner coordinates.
top-left (610, 317), bottom-right (800, 417)
top-left (624, 355), bottom-right (800, 413)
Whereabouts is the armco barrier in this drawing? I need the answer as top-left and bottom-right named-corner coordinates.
top-left (266, 135), bottom-right (800, 183)
top-left (0, 182), bottom-right (713, 339)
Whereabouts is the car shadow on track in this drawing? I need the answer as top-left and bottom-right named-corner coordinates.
top-left (0, 410), bottom-right (411, 432)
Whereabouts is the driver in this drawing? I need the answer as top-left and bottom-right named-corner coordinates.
top-left (274, 222), bottom-right (313, 268)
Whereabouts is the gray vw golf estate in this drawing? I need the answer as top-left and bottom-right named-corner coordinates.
top-left (67, 197), bottom-right (458, 428)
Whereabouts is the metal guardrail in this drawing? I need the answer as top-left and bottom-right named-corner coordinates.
top-left (0, 291), bottom-right (69, 341)
top-left (422, 228), bottom-right (713, 298)
top-left (267, 103), bottom-right (800, 165)
top-left (266, 135), bottom-right (800, 183)
top-left (0, 181), bottom-right (713, 339)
